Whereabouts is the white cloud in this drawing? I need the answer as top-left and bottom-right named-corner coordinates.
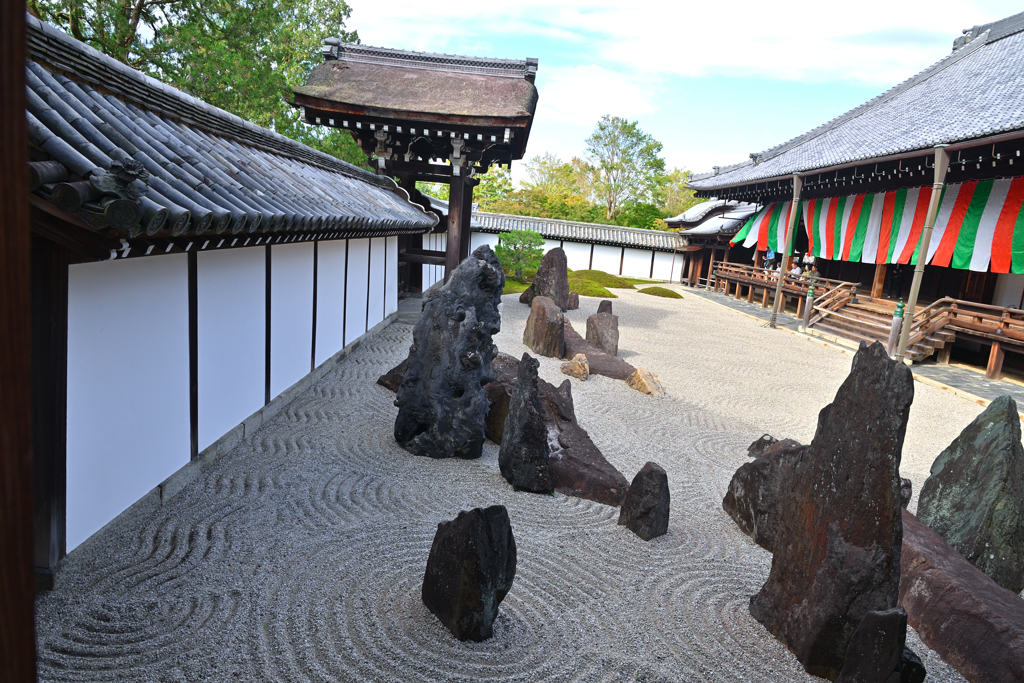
top-left (535, 65), bottom-right (661, 125)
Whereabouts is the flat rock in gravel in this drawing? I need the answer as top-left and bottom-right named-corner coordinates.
top-left (916, 394), bottom-right (1024, 593)
top-left (422, 506), bottom-right (517, 642)
top-left (900, 509), bottom-right (1024, 683)
top-left (597, 300), bottom-right (613, 315)
top-left (626, 368), bottom-right (665, 397)
top-left (723, 436), bottom-right (804, 551)
top-left (523, 296), bottom-right (566, 358)
top-left (500, 352), bottom-right (629, 506)
top-left (394, 246), bottom-right (504, 459)
top-left (560, 353), bottom-right (589, 381)
top-left (750, 342), bottom-right (913, 680)
top-left (564, 319), bottom-right (635, 380)
top-left (586, 312), bottom-right (619, 356)
top-left (483, 353), bottom-right (521, 444)
top-left (377, 358), bottom-right (408, 393)
top-left (619, 462), bottom-right (670, 540)
top-left (519, 247), bottom-right (576, 310)
top-left (835, 608), bottom-right (914, 683)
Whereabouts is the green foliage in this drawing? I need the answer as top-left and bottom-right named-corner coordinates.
top-left (494, 229), bottom-right (545, 281)
top-left (475, 165), bottom-right (514, 210)
top-left (585, 115), bottom-right (666, 221)
top-left (660, 169), bottom-right (703, 218)
top-left (570, 270), bottom-right (635, 290)
top-left (502, 278), bottom-right (530, 296)
top-left (618, 201), bottom-right (665, 231)
top-left (416, 181), bottom-right (449, 201)
top-left (28, 0), bottom-right (366, 167)
top-left (638, 286), bottom-right (683, 299)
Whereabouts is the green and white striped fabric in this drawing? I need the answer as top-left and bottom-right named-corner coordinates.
top-left (730, 201), bottom-right (796, 255)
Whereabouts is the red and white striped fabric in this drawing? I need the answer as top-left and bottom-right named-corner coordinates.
top-left (730, 201), bottom-right (796, 254)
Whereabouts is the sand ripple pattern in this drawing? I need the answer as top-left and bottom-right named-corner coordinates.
top-left (34, 297), bottom-right (969, 682)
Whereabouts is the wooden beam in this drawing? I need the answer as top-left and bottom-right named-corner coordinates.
top-left (986, 341), bottom-right (1004, 380)
top-left (937, 344), bottom-right (952, 365)
top-left (459, 179), bottom-right (474, 262)
top-left (444, 175), bottom-right (466, 282)
top-left (1, 0), bottom-right (36, 677)
top-left (399, 251), bottom-right (446, 266)
top-left (871, 263), bottom-right (886, 299)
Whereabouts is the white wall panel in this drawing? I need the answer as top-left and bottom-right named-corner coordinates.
top-left (622, 248), bottom-right (654, 279)
top-left (315, 239), bottom-right (347, 366)
top-left (270, 242), bottom-right (314, 399)
top-left (197, 248), bottom-right (265, 451)
top-left (385, 236), bottom-right (398, 317)
top-left (471, 232), bottom-right (499, 252)
top-left (562, 241), bottom-right (592, 270)
top-left (543, 239), bottom-right (562, 254)
top-left (67, 254), bottom-right (189, 550)
top-left (367, 237), bottom-right (386, 329)
top-left (590, 244), bottom-right (622, 274)
top-left (346, 238), bottom-right (370, 342)
top-left (652, 251), bottom-right (677, 281)
top-left (993, 273), bottom-right (1024, 308)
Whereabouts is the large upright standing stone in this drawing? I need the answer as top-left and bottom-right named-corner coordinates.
top-left (523, 296), bottom-right (565, 358)
top-left (422, 506), bottom-right (517, 642)
top-left (917, 394), bottom-right (1024, 593)
top-left (394, 246), bottom-right (504, 459)
top-left (498, 354), bottom-right (555, 494)
top-left (619, 462), bottom-right (670, 540)
top-left (586, 311), bottom-right (619, 356)
top-left (749, 342), bottom-right (913, 680)
top-left (519, 247), bottom-right (577, 310)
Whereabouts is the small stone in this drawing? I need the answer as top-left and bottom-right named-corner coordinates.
top-left (597, 300), bottom-right (613, 315)
top-left (626, 369), bottom-right (664, 397)
top-left (563, 320), bottom-right (636, 380)
top-left (499, 354), bottom-right (555, 494)
top-left (917, 394), bottom-right (1024, 593)
top-left (899, 478), bottom-right (912, 510)
top-left (748, 434), bottom-right (779, 458)
top-left (619, 462), bottom-right (670, 540)
top-left (523, 296), bottom-right (565, 358)
top-left (586, 312), bottom-right (619, 356)
top-left (376, 358), bottom-right (407, 393)
top-left (560, 354), bottom-right (589, 381)
top-left (900, 648), bottom-right (926, 683)
top-left (567, 292), bottom-right (579, 310)
top-left (520, 248), bottom-right (574, 311)
top-left (835, 608), bottom-right (908, 683)
top-left (422, 506), bottom-right (516, 642)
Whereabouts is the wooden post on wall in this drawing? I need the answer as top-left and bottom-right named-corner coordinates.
top-left (1, 1), bottom-right (37, 678)
top-left (458, 177), bottom-right (476, 263)
top-left (444, 175), bottom-right (466, 282)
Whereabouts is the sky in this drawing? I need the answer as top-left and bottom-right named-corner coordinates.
top-left (345, 1), bottom-right (1022, 182)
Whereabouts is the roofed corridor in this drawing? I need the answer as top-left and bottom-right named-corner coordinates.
top-left (35, 289), bottom-right (984, 682)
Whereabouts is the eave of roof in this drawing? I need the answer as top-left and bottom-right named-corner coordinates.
top-left (472, 212), bottom-right (684, 252)
top-left (690, 11), bottom-right (1024, 192)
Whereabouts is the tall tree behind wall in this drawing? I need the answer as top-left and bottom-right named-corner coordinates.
top-left (585, 115), bottom-right (666, 221)
top-left (26, 0), bottom-right (367, 167)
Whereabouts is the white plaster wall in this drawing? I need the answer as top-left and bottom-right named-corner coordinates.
top-left (423, 233), bottom-right (438, 289)
top-left (367, 237), bottom-right (386, 329)
top-left (652, 251), bottom-right (681, 281)
top-left (386, 236), bottom-right (398, 317)
top-left (315, 239), bottom-right (346, 366)
top-left (590, 244), bottom-right (622, 274)
top-left (66, 254), bottom-right (190, 550)
top-left (270, 242), bottom-right (314, 399)
top-left (543, 239), bottom-right (562, 254)
top-left (346, 238), bottom-right (370, 342)
top-left (622, 248), bottom-right (654, 279)
top-left (992, 272), bottom-right (1024, 309)
top-left (471, 232), bottom-right (499, 252)
top-left (197, 248), bottom-right (265, 452)
top-left (562, 241), bottom-right (592, 271)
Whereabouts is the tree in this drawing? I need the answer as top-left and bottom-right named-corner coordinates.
top-left (474, 165), bottom-right (514, 210)
top-left (27, 0), bottom-right (366, 167)
top-left (494, 229), bottom-right (544, 281)
top-left (660, 168), bottom-right (703, 218)
top-left (585, 115), bottom-right (666, 221)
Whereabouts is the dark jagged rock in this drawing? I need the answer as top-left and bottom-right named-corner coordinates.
top-left (483, 353), bottom-right (521, 444)
top-left (597, 300), bottom-right (613, 315)
top-left (377, 358), bottom-right (408, 393)
top-left (835, 608), bottom-right (910, 683)
top-left (619, 462), bottom-right (670, 540)
top-left (567, 292), bottom-right (579, 310)
top-left (394, 246), bottom-right (504, 459)
top-left (498, 354), bottom-right (555, 493)
top-left (900, 509), bottom-right (1024, 683)
top-left (422, 506), bottom-right (516, 642)
top-left (586, 312), bottom-right (619, 356)
top-left (563, 319), bottom-right (636, 380)
top-left (723, 437), bottom-right (804, 551)
top-left (748, 434), bottom-right (779, 458)
top-left (899, 478), bottom-right (912, 510)
top-left (499, 352), bottom-right (629, 506)
top-left (900, 648), bottom-right (927, 683)
top-left (519, 247), bottom-right (576, 310)
top-left (523, 296), bottom-right (566, 358)
top-left (917, 394), bottom-right (1024, 593)
top-left (750, 342), bottom-right (913, 680)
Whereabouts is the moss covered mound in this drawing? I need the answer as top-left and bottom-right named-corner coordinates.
top-left (638, 286), bottom-right (683, 299)
top-left (567, 273), bottom-right (616, 299)
top-left (502, 279), bottom-right (530, 296)
top-left (571, 270), bottom-right (636, 289)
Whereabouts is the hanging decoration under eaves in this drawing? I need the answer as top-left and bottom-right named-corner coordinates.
top-left (733, 179), bottom-right (1024, 273)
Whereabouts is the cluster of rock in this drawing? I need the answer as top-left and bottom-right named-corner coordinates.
top-left (393, 245), bottom-right (505, 460)
top-left (725, 342), bottom-right (1024, 682)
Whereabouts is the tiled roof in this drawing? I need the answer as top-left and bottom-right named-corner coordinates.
top-left (691, 11), bottom-right (1024, 191)
top-left (680, 205), bottom-right (760, 237)
top-left (666, 200), bottom-right (758, 227)
top-left (25, 16), bottom-right (437, 239)
top-left (472, 212), bottom-right (684, 252)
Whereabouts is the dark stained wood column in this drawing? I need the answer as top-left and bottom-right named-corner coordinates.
top-left (458, 178), bottom-right (475, 263)
top-left (1, 0), bottom-right (37, 678)
top-left (445, 175), bottom-right (472, 282)
top-left (31, 236), bottom-right (68, 587)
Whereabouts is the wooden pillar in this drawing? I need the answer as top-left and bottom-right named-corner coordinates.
top-left (937, 344), bottom-right (952, 365)
top-left (762, 286), bottom-right (771, 308)
top-left (706, 248), bottom-right (716, 290)
top-left (1, 0), bottom-right (37, 677)
top-left (986, 341), bottom-right (1004, 380)
top-left (458, 178), bottom-right (475, 262)
top-left (747, 282), bottom-right (755, 304)
top-left (871, 263), bottom-right (886, 299)
top-left (619, 246), bottom-right (625, 275)
top-left (754, 250), bottom-right (764, 269)
top-left (31, 236), bottom-right (68, 589)
top-left (444, 175), bottom-right (467, 282)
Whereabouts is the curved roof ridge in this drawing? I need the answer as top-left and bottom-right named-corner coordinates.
top-left (330, 42), bottom-right (537, 81)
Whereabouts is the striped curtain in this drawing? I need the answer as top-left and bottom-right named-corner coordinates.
top-left (801, 178), bottom-right (1024, 272)
top-left (730, 201), bottom-right (797, 254)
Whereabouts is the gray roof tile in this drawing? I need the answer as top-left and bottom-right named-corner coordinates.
top-left (472, 212), bottom-right (684, 252)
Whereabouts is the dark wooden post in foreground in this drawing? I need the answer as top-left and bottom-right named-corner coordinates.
top-left (444, 175), bottom-right (476, 283)
top-left (1, 0), bottom-right (38, 679)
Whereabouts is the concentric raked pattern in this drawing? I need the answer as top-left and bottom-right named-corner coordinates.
top-left (36, 293), bottom-right (969, 682)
